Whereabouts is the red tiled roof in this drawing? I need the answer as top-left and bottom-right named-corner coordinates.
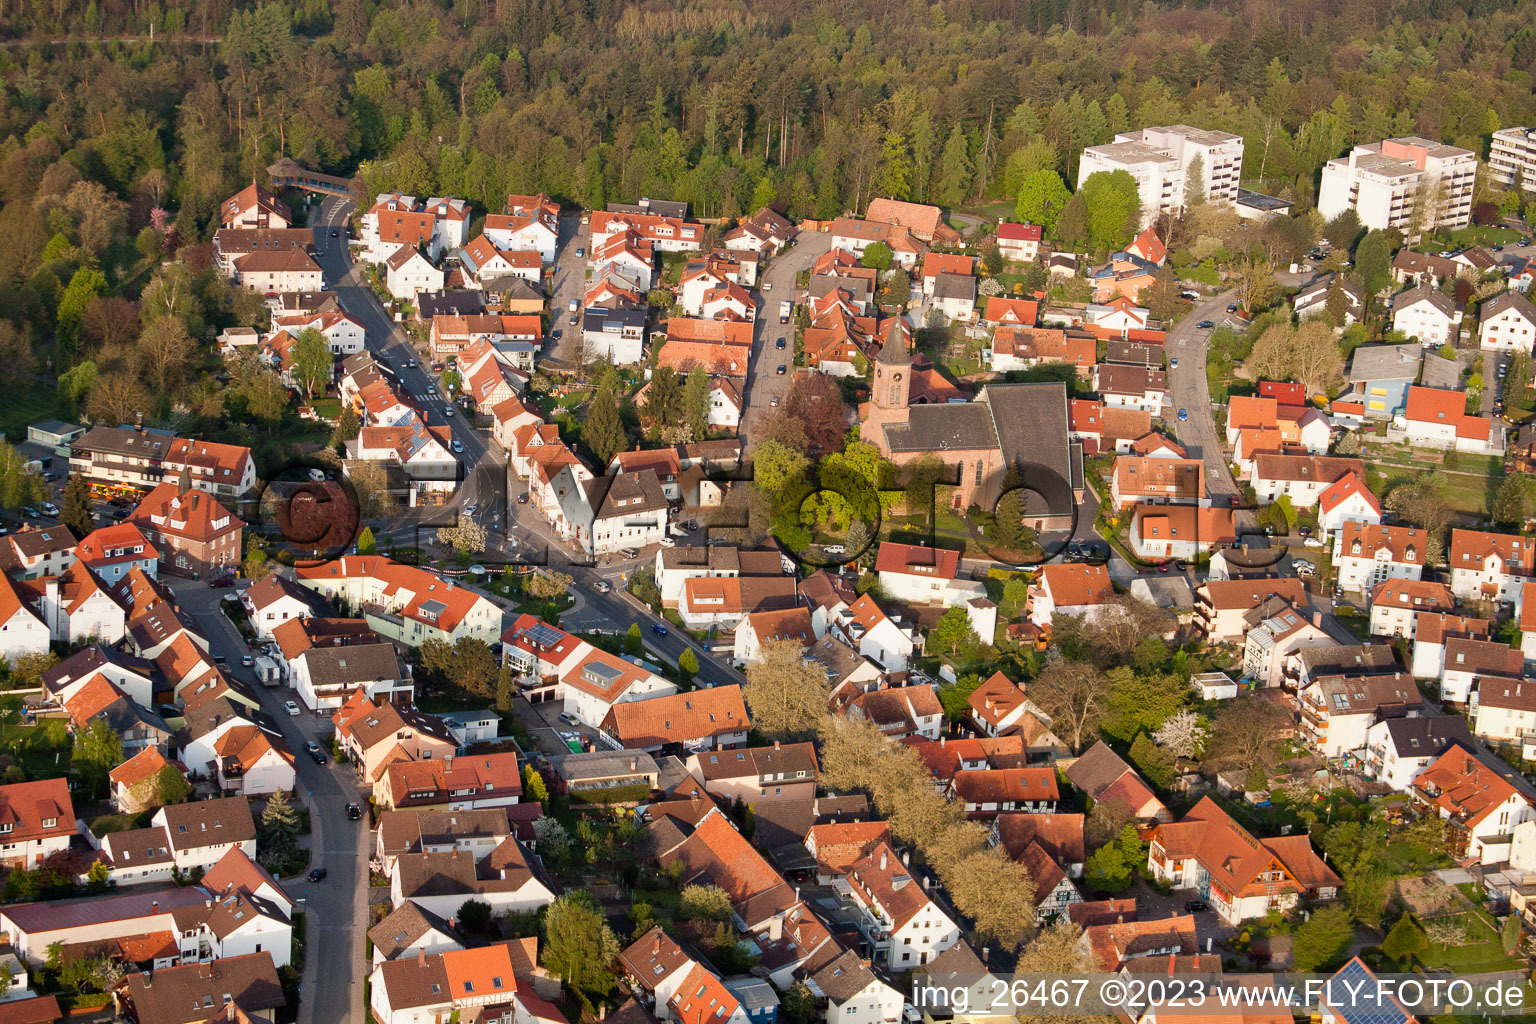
top-left (602, 686), bottom-right (749, 749)
top-left (874, 542), bottom-right (959, 580)
top-left (1037, 563), bottom-right (1113, 607)
top-left (1414, 745), bottom-right (1525, 829)
top-left (0, 779), bottom-right (75, 847)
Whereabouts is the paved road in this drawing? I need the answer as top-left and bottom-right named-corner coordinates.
top-left (546, 215), bottom-right (588, 366)
top-left (741, 231), bottom-right (834, 447)
top-left (1164, 288), bottom-right (1243, 502)
top-left (311, 197), bottom-right (506, 539)
top-left (169, 579), bottom-right (366, 1024)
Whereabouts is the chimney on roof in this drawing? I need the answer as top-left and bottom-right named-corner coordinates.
top-left (879, 849), bottom-right (887, 871)
top-left (418, 949), bottom-right (426, 965)
top-left (630, 758), bottom-right (637, 772)
top-left (152, 900), bottom-right (159, 912)
top-left (774, 740), bottom-right (780, 750)
top-left (599, 1006), bottom-right (607, 1022)
top-left (1312, 611), bottom-right (1322, 627)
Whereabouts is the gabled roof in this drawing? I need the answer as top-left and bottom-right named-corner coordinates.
top-left (874, 542), bottom-right (959, 580)
top-left (601, 686), bottom-right (750, 748)
top-left (1318, 472), bottom-right (1381, 517)
top-left (367, 901), bottom-right (459, 962)
top-left (1150, 797), bottom-right (1339, 903)
top-left (619, 926), bottom-right (693, 990)
top-left (0, 779), bottom-right (75, 847)
top-left (994, 812), bottom-right (1086, 865)
top-left (1037, 563), bottom-right (1113, 607)
top-left (1414, 744), bottom-right (1527, 829)
top-left (155, 796), bottom-right (255, 852)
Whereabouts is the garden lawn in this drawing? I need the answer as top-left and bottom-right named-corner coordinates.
top-left (0, 389), bottom-right (63, 442)
top-left (1415, 910), bottom-right (1525, 973)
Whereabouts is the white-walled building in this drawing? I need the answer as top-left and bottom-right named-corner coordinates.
top-left (1318, 137), bottom-right (1476, 237)
top-left (1077, 126), bottom-right (1243, 229)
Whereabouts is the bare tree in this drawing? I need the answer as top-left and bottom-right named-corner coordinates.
top-left (1029, 660), bottom-right (1110, 751)
top-left (941, 846), bottom-right (1036, 951)
top-left (1153, 709), bottom-right (1208, 759)
top-left (744, 639), bottom-right (831, 740)
top-left (1206, 696), bottom-right (1290, 774)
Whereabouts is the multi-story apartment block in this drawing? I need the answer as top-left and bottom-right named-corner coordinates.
top-left (1488, 126), bottom-right (1536, 195)
top-left (1317, 137), bottom-right (1475, 237)
top-left (1076, 125), bottom-right (1243, 229)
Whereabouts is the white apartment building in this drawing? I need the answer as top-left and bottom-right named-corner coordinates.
top-left (1076, 125), bottom-right (1243, 230)
top-left (1488, 126), bottom-right (1536, 195)
top-left (1317, 137), bottom-right (1475, 237)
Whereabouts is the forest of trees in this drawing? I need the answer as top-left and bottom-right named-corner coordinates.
top-left (0, 0), bottom-right (1535, 425)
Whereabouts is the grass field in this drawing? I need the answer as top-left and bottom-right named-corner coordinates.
top-left (0, 389), bottom-right (62, 442)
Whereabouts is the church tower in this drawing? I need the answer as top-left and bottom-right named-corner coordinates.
top-left (872, 315), bottom-right (911, 411)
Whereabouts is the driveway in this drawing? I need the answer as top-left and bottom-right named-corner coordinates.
top-left (545, 215), bottom-right (588, 366)
top-left (167, 578), bottom-right (366, 1024)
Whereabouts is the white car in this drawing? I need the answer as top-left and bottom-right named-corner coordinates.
top-left (1303, 537), bottom-right (1325, 549)
top-left (659, 537), bottom-right (676, 547)
top-left (284, 700), bottom-right (301, 716)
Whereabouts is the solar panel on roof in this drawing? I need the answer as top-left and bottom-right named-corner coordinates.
top-left (520, 623), bottom-right (565, 647)
top-left (1328, 961), bottom-right (1407, 1024)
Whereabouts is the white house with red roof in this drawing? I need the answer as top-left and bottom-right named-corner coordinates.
top-left (590, 209), bottom-right (704, 253)
top-left (1449, 528), bottom-right (1535, 604)
top-left (1028, 564), bottom-right (1114, 627)
top-left (1317, 472), bottom-right (1382, 535)
top-left (841, 840), bottom-right (961, 969)
top-left (1147, 796), bottom-right (1338, 925)
top-left (368, 940), bottom-right (553, 1024)
top-left (1413, 745), bottom-right (1535, 863)
top-left (456, 235), bottom-right (542, 288)
top-left (995, 222), bottom-right (1042, 262)
top-left (982, 296), bottom-right (1038, 327)
top-left (22, 561), bottom-right (128, 644)
top-left (0, 574), bottom-right (48, 662)
top-left (360, 193), bottom-right (472, 264)
top-left (483, 192), bottom-right (560, 261)
top-left (1125, 227), bottom-right (1168, 265)
top-left (500, 613), bottom-right (676, 729)
top-left (1333, 522), bottom-right (1427, 593)
top-left (220, 182), bottom-right (291, 230)
top-left (1369, 579), bottom-right (1455, 640)
top-left (1251, 454), bottom-right (1366, 508)
top-left (295, 557), bottom-right (502, 646)
top-left (0, 779), bottom-right (76, 869)
top-left (74, 523), bottom-right (158, 585)
top-left (1402, 384), bottom-right (1500, 454)
top-left (873, 543), bottom-right (984, 608)
top-left (830, 594), bottom-right (917, 672)
top-left (270, 308), bottom-right (365, 355)
top-left (385, 246), bottom-right (445, 301)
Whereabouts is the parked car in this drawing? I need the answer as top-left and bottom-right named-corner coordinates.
top-left (770, 396), bottom-right (780, 407)
top-left (452, 440), bottom-right (464, 453)
top-left (777, 364), bottom-right (787, 375)
top-left (284, 700), bottom-right (301, 716)
top-left (1178, 409), bottom-right (1188, 421)
top-left (1226, 304), bottom-right (1238, 313)
top-left (775, 337), bottom-right (786, 349)
top-left (558, 712), bottom-right (580, 726)
top-left (1196, 320), bottom-right (1215, 329)
top-left (307, 867), bottom-right (327, 882)
top-left (659, 537), bottom-right (676, 547)
top-left (37, 505), bottom-right (57, 518)
top-left (1228, 494), bottom-right (1241, 507)
top-left (345, 804), bottom-right (363, 820)
top-left (1170, 357), bottom-right (1178, 368)
top-left (240, 654), bottom-right (254, 667)
top-left (303, 741), bottom-right (326, 764)
top-left (210, 576), bottom-right (236, 588)
top-left (1184, 900), bottom-right (1209, 913)
top-left (575, 247), bottom-right (585, 258)
top-left (651, 623), bottom-right (669, 637)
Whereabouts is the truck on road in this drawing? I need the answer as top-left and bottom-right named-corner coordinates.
top-left (779, 300), bottom-right (792, 324)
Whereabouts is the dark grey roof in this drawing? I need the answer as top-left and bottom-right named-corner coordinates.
top-left (301, 642), bottom-right (405, 686)
top-left (875, 314), bottom-right (910, 366)
top-left (810, 275), bottom-right (872, 305)
top-left (1297, 643), bottom-right (1398, 677)
top-left (722, 977), bottom-right (779, 1013)
top-left (1481, 289), bottom-right (1536, 325)
top-left (43, 644), bottom-right (152, 690)
top-left (548, 749), bottom-right (659, 783)
top-left (416, 289), bottom-right (487, 319)
top-left (123, 952), bottom-right (284, 1024)
top-left (1397, 281), bottom-right (1456, 317)
top-left (983, 382), bottom-right (1079, 513)
top-left (1104, 341), bottom-right (1164, 368)
top-left (812, 949), bottom-right (879, 1003)
top-left (883, 403), bottom-right (995, 452)
top-left (608, 198), bottom-right (690, 220)
top-left (931, 273), bottom-right (976, 301)
top-left (583, 307), bottom-right (647, 331)
top-left (1381, 715), bottom-right (1474, 759)
top-left (589, 469), bottom-right (669, 520)
top-left (1064, 740), bottom-right (1133, 799)
top-left (1, 884), bottom-right (205, 933)
top-left (157, 796), bottom-right (256, 852)
top-left (367, 901), bottom-right (457, 960)
top-left (1347, 344), bottom-right (1422, 383)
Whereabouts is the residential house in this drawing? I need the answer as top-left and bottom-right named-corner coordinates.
top-left (1333, 522), bottom-right (1427, 592)
top-left (995, 222), bottom-right (1042, 262)
top-left (684, 743), bottom-right (818, 805)
top-left (376, 751), bottom-right (523, 812)
top-left (126, 483), bottom-right (243, 581)
top-left (1318, 138), bottom-right (1476, 237)
top-left (807, 951), bottom-right (902, 1024)
top-left (296, 557), bottom-right (503, 646)
top-left (74, 522), bottom-right (158, 585)
top-left (331, 692), bottom-right (458, 786)
top-left (1368, 579), bottom-right (1455, 640)
top-left (1240, 599), bottom-right (1332, 688)
top-left (1146, 797), bottom-right (1339, 925)
top-left (0, 780), bottom-right (75, 869)
top-left (220, 183), bottom-right (290, 230)
top-left (930, 274), bottom-right (977, 322)
top-left (982, 297), bottom-right (1039, 327)
top-left (1251, 454), bottom-right (1365, 508)
top-left (366, 940), bottom-right (554, 1024)
top-left (582, 308), bottom-right (647, 365)
top-left (846, 685), bottom-right (945, 741)
top-left (1413, 745), bottom-right (1535, 863)
top-left (2, 526), bottom-right (77, 579)
top-left (1345, 344), bottom-right (1423, 419)
top-left (289, 642), bottom-right (413, 712)
top-left (1093, 365), bottom-right (1166, 413)
top-left (1317, 473), bottom-right (1383, 535)
top-left (873, 543), bottom-right (983, 608)
top-left (375, 808), bottom-right (512, 874)
top-left (1297, 672), bottom-right (1420, 757)
top-left (1478, 290), bottom-right (1536, 352)
top-left (992, 812), bottom-right (1086, 877)
top-left (864, 198), bottom-right (959, 244)
top-left (117, 952), bottom-right (286, 1024)
top-left (1363, 715), bottom-right (1476, 792)
top-left (150, 797), bottom-right (257, 875)
top-left (1293, 274), bottom-right (1364, 324)
top-left (948, 768), bottom-right (1059, 817)
top-left (1128, 505), bottom-right (1236, 560)
top-left (0, 575), bottom-right (48, 662)
top-left (1401, 385), bottom-right (1498, 454)
top-left (841, 840), bottom-right (961, 969)
top-left (986, 326), bottom-right (1095, 376)
top-left (1410, 612), bottom-right (1492, 681)
top-left (390, 839), bottom-right (555, 919)
top-left (1064, 742), bottom-right (1170, 823)
top-left (69, 427), bottom-right (255, 500)
top-left (1078, 915), bottom-right (1197, 971)
top-left (1449, 528), bottom-right (1535, 604)
top-left (366, 903), bottom-right (464, 966)
top-left (361, 194), bottom-right (471, 263)
top-left (1439, 636), bottom-right (1524, 705)
top-left (599, 686), bottom-right (751, 753)
top-left (1078, 128), bottom-right (1244, 228)
top-left (242, 575), bottom-right (330, 641)
top-left (1027, 564), bottom-right (1114, 628)
top-left (1392, 283), bottom-right (1463, 345)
